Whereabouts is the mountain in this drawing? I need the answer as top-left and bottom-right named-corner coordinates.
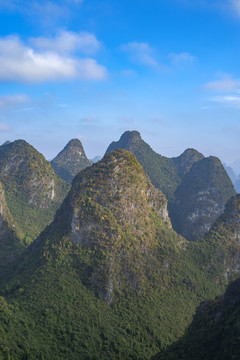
top-left (106, 131), bottom-right (204, 207)
top-left (223, 163), bottom-right (240, 193)
top-left (153, 194), bottom-right (240, 359)
top-left (223, 163), bottom-right (237, 184)
top-left (2, 141), bottom-right (11, 146)
top-left (172, 157), bottom-right (236, 240)
top-left (234, 175), bottom-right (240, 193)
top-left (0, 180), bottom-right (21, 271)
top-left (0, 140), bottom-right (70, 267)
top-left (230, 158), bottom-right (240, 176)
top-left (1, 151), bottom-right (240, 359)
top-left (153, 278), bottom-right (240, 360)
top-left (51, 138), bottom-right (92, 182)
top-left (106, 131), bottom-right (235, 240)
top-left (91, 155), bottom-right (102, 163)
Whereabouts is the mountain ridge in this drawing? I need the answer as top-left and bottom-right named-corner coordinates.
top-left (0, 139), bottom-right (70, 268)
top-left (106, 130), bottom-right (235, 240)
top-left (1, 151), bottom-right (240, 359)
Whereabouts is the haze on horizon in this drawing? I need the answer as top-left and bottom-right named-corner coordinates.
top-left (0, 0), bottom-right (239, 165)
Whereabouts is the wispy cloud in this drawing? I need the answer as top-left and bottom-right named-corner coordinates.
top-left (0, 35), bottom-right (107, 83)
top-left (204, 74), bottom-right (240, 109)
top-left (121, 42), bottom-right (196, 72)
top-left (0, 94), bottom-right (30, 108)
top-left (30, 31), bottom-right (100, 55)
top-left (204, 75), bottom-right (240, 92)
top-left (0, 0), bottom-right (84, 25)
top-left (210, 95), bottom-right (240, 108)
top-left (121, 42), bottom-right (159, 68)
top-left (169, 52), bottom-right (196, 65)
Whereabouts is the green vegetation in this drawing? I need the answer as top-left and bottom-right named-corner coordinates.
top-left (0, 150), bottom-right (239, 359)
top-left (51, 138), bottom-right (92, 183)
top-left (172, 156), bottom-right (236, 240)
top-left (0, 140), bottom-right (70, 267)
top-left (106, 131), bottom-right (235, 240)
top-left (106, 131), bottom-right (204, 208)
top-left (153, 278), bottom-right (240, 360)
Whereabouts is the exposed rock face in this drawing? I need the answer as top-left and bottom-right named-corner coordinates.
top-left (44, 149), bottom-right (174, 304)
top-left (51, 139), bottom-right (92, 183)
top-left (0, 140), bottom-right (70, 242)
top-left (69, 149), bottom-right (171, 244)
top-left (172, 157), bottom-right (236, 241)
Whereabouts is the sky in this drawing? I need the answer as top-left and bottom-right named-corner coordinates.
top-left (0, 0), bottom-right (239, 168)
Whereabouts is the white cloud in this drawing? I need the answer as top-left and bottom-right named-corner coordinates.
top-left (169, 52), bottom-right (196, 64)
top-left (210, 95), bottom-right (240, 108)
top-left (0, 36), bottom-right (107, 83)
top-left (121, 42), bottom-right (159, 68)
top-left (205, 74), bottom-right (240, 109)
top-left (30, 31), bottom-right (100, 55)
top-left (204, 75), bottom-right (240, 92)
top-left (0, 94), bottom-right (30, 108)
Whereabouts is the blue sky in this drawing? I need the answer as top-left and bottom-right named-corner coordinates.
top-left (0, 0), bottom-right (239, 167)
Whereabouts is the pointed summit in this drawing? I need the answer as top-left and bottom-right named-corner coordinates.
top-left (0, 139), bottom-right (69, 247)
top-left (172, 156), bottom-right (236, 240)
top-left (106, 131), bottom-right (236, 241)
top-left (106, 130), bottom-right (180, 204)
top-left (51, 138), bottom-right (92, 183)
top-left (173, 148), bottom-right (204, 177)
top-left (33, 149), bottom-right (172, 303)
top-left (106, 130), bottom-right (142, 153)
top-left (3, 152), bottom-right (240, 360)
top-left (106, 131), bottom-right (205, 209)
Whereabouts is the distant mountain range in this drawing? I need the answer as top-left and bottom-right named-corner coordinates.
top-left (223, 163), bottom-right (240, 193)
top-left (107, 131), bottom-right (235, 240)
top-left (0, 132), bottom-right (239, 359)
